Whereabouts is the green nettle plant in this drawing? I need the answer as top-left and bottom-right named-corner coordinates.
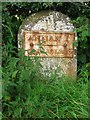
top-left (2, 57), bottom-right (88, 118)
top-left (73, 16), bottom-right (90, 83)
top-left (2, 2), bottom-right (89, 119)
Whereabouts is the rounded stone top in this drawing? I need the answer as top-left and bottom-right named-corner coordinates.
top-left (18, 10), bottom-right (75, 48)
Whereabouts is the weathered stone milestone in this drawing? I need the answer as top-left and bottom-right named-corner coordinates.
top-left (18, 10), bottom-right (77, 77)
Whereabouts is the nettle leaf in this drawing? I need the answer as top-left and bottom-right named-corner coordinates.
top-left (11, 57), bottom-right (19, 67)
top-left (73, 41), bottom-right (78, 47)
top-left (40, 50), bottom-right (47, 55)
top-left (12, 70), bottom-right (18, 78)
top-left (81, 30), bottom-right (88, 37)
top-left (30, 49), bottom-right (36, 55)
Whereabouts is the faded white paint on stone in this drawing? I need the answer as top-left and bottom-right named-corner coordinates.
top-left (18, 10), bottom-right (77, 77)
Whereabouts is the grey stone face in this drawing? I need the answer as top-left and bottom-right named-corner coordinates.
top-left (18, 10), bottom-right (77, 78)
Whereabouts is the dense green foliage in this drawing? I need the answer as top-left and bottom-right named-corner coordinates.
top-left (2, 2), bottom-right (90, 119)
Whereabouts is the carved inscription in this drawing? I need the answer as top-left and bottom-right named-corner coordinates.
top-left (23, 31), bottom-right (75, 57)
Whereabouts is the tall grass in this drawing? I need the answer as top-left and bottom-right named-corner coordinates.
top-left (2, 49), bottom-right (88, 119)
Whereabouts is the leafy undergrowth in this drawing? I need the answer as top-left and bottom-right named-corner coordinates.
top-left (2, 51), bottom-right (88, 119)
top-left (2, 2), bottom-right (90, 119)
